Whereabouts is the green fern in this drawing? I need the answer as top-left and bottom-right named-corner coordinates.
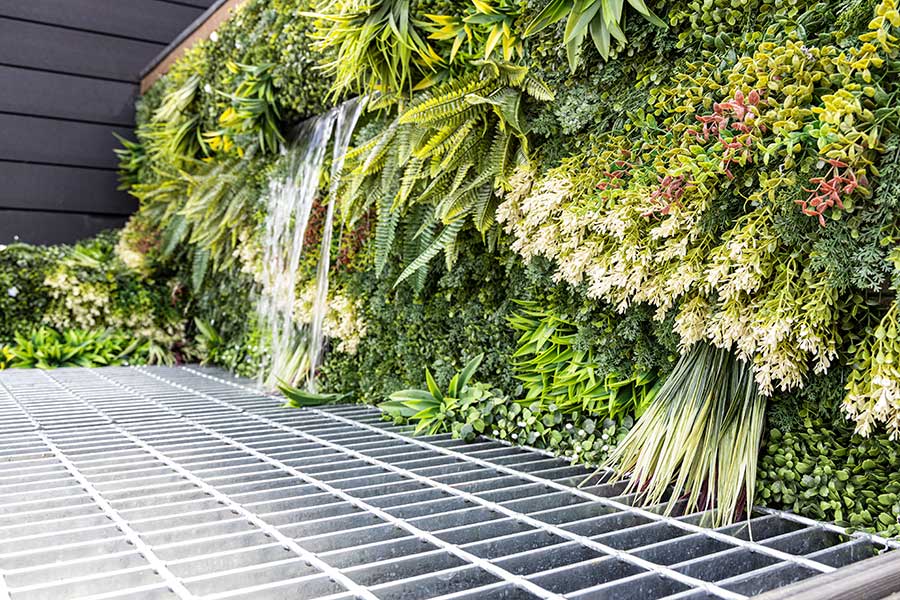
top-left (191, 247), bottom-right (210, 291)
top-left (395, 217), bottom-right (466, 287)
top-left (375, 194), bottom-right (400, 276)
top-left (341, 60), bottom-right (553, 287)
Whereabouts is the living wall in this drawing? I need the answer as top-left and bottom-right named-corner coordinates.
top-left (4, 0), bottom-right (900, 533)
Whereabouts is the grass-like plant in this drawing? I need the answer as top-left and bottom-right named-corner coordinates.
top-left (1, 327), bottom-right (150, 370)
top-left (424, 0), bottom-right (524, 64)
top-left (306, 0), bottom-right (442, 97)
top-left (602, 343), bottom-right (766, 527)
top-left (508, 300), bottom-right (660, 419)
top-left (206, 62), bottom-right (285, 155)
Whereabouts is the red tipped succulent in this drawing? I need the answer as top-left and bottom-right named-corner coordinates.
top-left (796, 159), bottom-right (864, 227)
top-left (688, 90), bottom-right (765, 178)
top-left (644, 174), bottom-right (688, 217)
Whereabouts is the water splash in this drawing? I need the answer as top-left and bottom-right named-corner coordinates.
top-left (257, 98), bottom-right (365, 389)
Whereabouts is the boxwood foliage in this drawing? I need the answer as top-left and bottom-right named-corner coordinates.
top-left (0, 244), bottom-right (62, 342)
top-left (758, 415), bottom-right (900, 536)
top-left (318, 229), bottom-right (678, 404)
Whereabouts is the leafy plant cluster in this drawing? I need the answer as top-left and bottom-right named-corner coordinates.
top-left (1, 327), bottom-right (152, 370)
top-left (0, 243), bottom-right (62, 341)
top-left (375, 352), bottom-right (634, 466)
top-left (0, 234), bottom-right (186, 363)
top-left (509, 300), bottom-right (661, 418)
top-left (758, 415), bottom-right (900, 537)
top-left (94, 0), bottom-right (900, 531)
top-left (317, 233), bottom-right (675, 403)
top-left (341, 60), bottom-right (553, 287)
top-left (500, 0), bottom-right (900, 413)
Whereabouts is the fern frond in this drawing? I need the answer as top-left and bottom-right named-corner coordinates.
top-left (473, 182), bottom-right (498, 234)
top-left (438, 125), bottom-right (489, 173)
top-left (496, 62), bottom-right (528, 87)
top-left (395, 157), bottom-right (424, 210)
top-left (427, 119), bottom-right (479, 172)
top-left (395, 217), bottom-right (466, 287)
top-left (191, 247), bottom-right (210, 291)
top-left (524, 73), bottom-right (556, 102)
top-left (400, 75), bottom-right (493, 124)
top-left (485, 128), bottom-right (513, 185)
top-left (413, 122), bottom-right (458, 160)
top-left (417, 169), bottom-right (454, 205)
top-left (437, 188), bottom-right (477, 223)
top-left (449, 163), bottom-right (474, 196)
top-left (467, 87), bottom-right (524, 134)
top-left (444, 234), bottom-right (460, 271)
top-left (161, 215), bottom-right (189, 258)
top-left (374, 193), bottom-right (400, 277)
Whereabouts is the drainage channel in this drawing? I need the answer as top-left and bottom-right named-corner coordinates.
top-left (0, 366), bottom-right (893, 600)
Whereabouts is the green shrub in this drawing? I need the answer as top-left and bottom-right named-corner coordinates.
top-left (1, 327), bottom-right (150, 369)
top-left (758, 415), bottom-right (900, 537)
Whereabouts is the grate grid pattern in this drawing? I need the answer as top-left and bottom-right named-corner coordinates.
top-left (0, 365), bottom-right (892, 600)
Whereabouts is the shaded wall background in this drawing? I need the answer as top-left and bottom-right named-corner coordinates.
top-left (0, 0), bottom-right (217, 244)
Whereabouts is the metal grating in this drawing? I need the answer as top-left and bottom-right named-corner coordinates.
top-left (0, 366), bottom-right (895, 600)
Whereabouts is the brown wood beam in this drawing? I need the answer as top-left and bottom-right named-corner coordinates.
top-left (140, 0), bottom-right (245, 94)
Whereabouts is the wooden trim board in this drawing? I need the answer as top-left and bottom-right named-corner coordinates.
top-left (140, 0), bottom-right (246, 93)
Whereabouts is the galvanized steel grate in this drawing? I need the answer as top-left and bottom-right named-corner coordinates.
top-left (0, 366), bottom-right (894, 600)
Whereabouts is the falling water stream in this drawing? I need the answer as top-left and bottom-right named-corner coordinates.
top-left (257, 97), bottom-right (365, 389)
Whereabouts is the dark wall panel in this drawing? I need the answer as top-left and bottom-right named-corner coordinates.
top-left (0, 17), bottom-right (163, 82)
top-left (0, 162), bottom-right (137, 215)
top-left (0, 210), bottom-right (129, 245)
top-left (0, 2), bottom-right (205, 245)
top-left (0, 66), bottom-right (136, 125)
top-left (0, 0), bottom-right (205, 44)
top-left (0, 114), bottom-right (132, 170)
top-left (171, 0), bottom-right (219, 7)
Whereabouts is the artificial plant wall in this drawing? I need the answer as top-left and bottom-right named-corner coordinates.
top-left (3, 0), bottom-right (900, 533)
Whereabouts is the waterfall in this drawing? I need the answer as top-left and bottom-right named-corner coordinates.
top-left (257, 97), bottom-right (365, 389)
top-left (307, 98), bottom-right (365, 391)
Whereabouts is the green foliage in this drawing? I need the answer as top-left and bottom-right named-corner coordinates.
top-left (425, 0), bottom-right (525, 64)
top-left (524, 0), bottom-right (666, 69)
top-left (279, 383), bottom-right (350, 406)
top-left (1, 327), bottom-right (150, 370)
top-left (318, 230), bottom-right (523, 401)
top-left (380, 353), bottom-right (494, 434)
top-left (202, 0), bottom-right (333, 123)
top-left (508, 300), bottom-right (660, 418)
top-left (342, 60), bottom-right (552, 286)
top-left (186, 270), bottom-right (266, 378)
top-left (306, 0), bottom-right (442, 97)
top-left (0, 244), bottom-right (61, 342)
top-left (379, 351), bottom-right (634, 466)
top-left (105, 0), bottom-right (900, 535)
top-left (1, 233), bottom-right (186, 364)
top-left (605, 344), bottom-right (767, 527)
top-left (206, 62), bottom-right (285, 154)
top-left (758, 415), bottom-right (900, 537)
top-left (502, 0), bottom-right (900, 406)
top-left (453, 393), bottom-right (633, 465)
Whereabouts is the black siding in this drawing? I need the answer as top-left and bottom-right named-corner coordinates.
top-left (0, 1), bottom-right (213, 244)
